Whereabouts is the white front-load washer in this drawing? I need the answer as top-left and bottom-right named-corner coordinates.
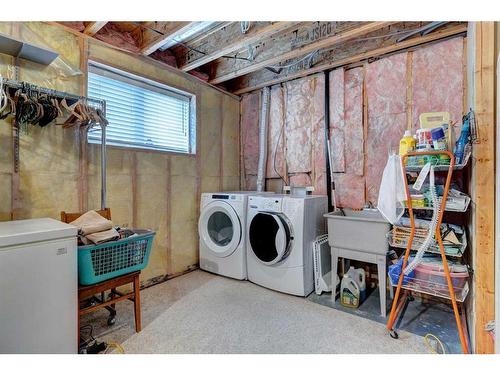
top-left (198, 191), bottom-right (273, 280)
top-left (246, 194), bottom-right (328, 296)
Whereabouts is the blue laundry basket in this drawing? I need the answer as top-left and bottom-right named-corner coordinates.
top-left (78, 229), bottom-right (155, 285)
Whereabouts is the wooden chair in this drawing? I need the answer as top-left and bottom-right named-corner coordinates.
top-left (61, 209), bottom-right (142, 347)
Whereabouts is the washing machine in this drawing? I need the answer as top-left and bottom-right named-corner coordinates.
top-left (198, 191), bottom-right (274, 280)
top-left (246, 194), bottom-right (328, 296)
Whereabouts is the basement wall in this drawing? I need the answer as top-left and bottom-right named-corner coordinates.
top-left (240, 37), bottom-right (466, 204)
top-left (0, 22), bottom-right (240, 284)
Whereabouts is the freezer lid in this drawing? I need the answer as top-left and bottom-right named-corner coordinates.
top-left (0, 218), bottom-right (77, 248)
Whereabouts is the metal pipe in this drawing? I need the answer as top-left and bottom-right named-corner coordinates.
top-left (256, 87), bottom-right (270, 192)
top-left (100, 113), bottom-right (107, 210)
top-left (324, 71), bottom-right (333, 211)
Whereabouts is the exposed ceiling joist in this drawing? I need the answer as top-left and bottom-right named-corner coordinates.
top-left (141, 22), bottom-right (198, 55)
top-left (209, 21), bottom-right (396, 85)
top-left (233, 24), bottom-right (467, 95)
top-left (180, 21), bottom-right (298, 72)
top-left (180, 21), bottom-right (234, 47)
top-left (83, 21), bottom-right (108, 36)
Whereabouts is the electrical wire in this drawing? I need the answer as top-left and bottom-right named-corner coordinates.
top-left (104, 341), bottom-right (125, 354)
top-left (79, 324), bottom-right (97, 350)
top-left (265, 25), bottom-right (437, 74)
top-left (424, 333), bottom-right (446, 354)
top-left (178, 41), bottom-right (254, 63)
top-left (266, 50), bottom-right (319, 71)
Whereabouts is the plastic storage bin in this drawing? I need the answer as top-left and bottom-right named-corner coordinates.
top-left (414, 262), bottom-right (468, 289)
top-left (78, 229), bottom-right (155, 285)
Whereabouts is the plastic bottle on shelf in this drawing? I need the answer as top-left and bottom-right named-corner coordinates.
top-left (431, 126), bottom-right (451, 164)
top-left (399, 130), bottom-right (416, 156)
top-left (431, 127), bottom-right (448, 150)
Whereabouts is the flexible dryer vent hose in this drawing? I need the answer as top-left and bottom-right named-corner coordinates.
top-left (256, 87), bottom-right (270, 192)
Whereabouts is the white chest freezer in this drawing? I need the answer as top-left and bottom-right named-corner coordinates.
top-left (0, 218), bottom-right (78, 354)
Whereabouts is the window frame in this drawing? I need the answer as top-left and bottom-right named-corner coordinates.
top-left (87, 61), bottom-right (197, 155)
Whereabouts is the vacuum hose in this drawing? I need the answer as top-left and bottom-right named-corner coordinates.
top-left (404, 165), bottom-right (440, 275)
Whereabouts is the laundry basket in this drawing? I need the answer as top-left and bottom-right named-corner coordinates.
top-left (78, 229), bottom-right (155, 285)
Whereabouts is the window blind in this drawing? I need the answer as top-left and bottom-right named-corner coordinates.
top-left (87, 63), bottom-right (195, 154)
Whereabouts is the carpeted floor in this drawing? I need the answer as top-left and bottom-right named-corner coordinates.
top-left (83, 270), bottom-right (428, 354)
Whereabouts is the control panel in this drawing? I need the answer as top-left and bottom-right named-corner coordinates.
top-left (249, 196), bottom-right (282, 212)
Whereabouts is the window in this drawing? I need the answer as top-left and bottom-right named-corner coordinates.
top-left (87, 62), bottom-right (196, 154)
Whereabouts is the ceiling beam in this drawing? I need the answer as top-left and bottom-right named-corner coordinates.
top-left (83, 21), bottom-right (108, 36)
top-left (209, 21), bottom-right (396, 85)
top-left (233, 24), bottom-right (467, 95)
top-left (180, 22), bottom-right (298, 72)
top-left (141, 22), bottom-right (197, 55)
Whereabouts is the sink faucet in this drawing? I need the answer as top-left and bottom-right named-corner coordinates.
top-left (365, 201), bottom-right (375, 209)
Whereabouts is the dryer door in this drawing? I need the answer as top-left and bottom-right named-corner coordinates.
top-left (199, 201), bottom-right (242, 258)
top-left (248, 212), bottom-right (292, 265)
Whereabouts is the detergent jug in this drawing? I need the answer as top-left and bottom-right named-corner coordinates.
top-left (340, 267), bottom-right (366, 309)
top-left (399, 130), bottom-right (416, 156)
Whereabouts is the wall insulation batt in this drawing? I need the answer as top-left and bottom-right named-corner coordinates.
top-left (0, 22), bottom-right (240, 285)
top-left (240, 36), bottom-right (465, 208)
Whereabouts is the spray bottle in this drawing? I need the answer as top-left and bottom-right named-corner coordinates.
top-left (454, 115), bottom-right (470, 165)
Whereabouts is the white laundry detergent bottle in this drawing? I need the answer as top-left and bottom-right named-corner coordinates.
top-left (340, 267), bottom-right (366, 308)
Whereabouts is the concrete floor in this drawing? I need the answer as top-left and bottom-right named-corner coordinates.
top-left (309, 287), bottom-right (464, 353)
top-left (81, 270), bottom-right (429, 353)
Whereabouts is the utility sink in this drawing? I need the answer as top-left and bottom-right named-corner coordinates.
top-left (324, 208), bottom-right (390, 256)
top-left (323, 208), bottom-right (391, 317)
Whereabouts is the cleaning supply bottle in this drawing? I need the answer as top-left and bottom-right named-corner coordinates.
top-left (399, 130), bottom-right (416, 156)
top-left (340, 267), bottom-right (366, 308)
top-left (454, 115), bottom-right (470, 165)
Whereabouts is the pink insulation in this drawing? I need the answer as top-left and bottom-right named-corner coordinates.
top-left (366, 53), bottom-right (408, 204)
top-left (95, 23), bottom-right (140, 53)
top-left (343, 68), bottom-right (365, 176)
top-left (150, 49), bottom-right (178, 68)
top-left (310, 75), bottom-right (327, 195)
top-left (412, 37), bottom-right (464, 130)
top-left (189, 70), bottom-right (210, 82)
top-left (60, 22), bottom-right (85, 32)
top-left (329, 69), bottom-right (345, 173)
top-left (289, 173), bottom-right (311, 187)
top-left (284, 78), bottom-right (313, 174)
top-left (240, 92), bottom-right (260, 188)
top-left (333, 174), bottom-right (365, 209)
top-left (266, 86), bottom-right (286, 179)
top-left (329, 67), bottom-right (365, 209)
top-left (283, 74), bottom-right (326, 194)
top-left (240, 38), bottom-right (465, 203)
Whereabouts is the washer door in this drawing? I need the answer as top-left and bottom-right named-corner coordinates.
top-left (248, 212), bottom-right (292, 265)
top-left (199, 201), bottom-right (241, 257)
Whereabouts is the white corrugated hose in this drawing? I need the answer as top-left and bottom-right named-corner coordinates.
top-left (256, 87), bottom-right (270, 192)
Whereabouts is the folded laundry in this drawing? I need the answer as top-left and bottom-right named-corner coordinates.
top-left (69, 210), bottom-right (113, 236)
top-left (84, 228), bottom-right (120, 245)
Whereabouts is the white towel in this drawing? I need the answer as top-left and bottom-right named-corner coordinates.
top-left (377, 154), bottom-right (407, 225)
top-left (69, 210), bottom-right (113, 235)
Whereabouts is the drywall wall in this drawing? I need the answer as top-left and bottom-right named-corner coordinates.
top-left (240, 37), bottom-right (465, 205)
top-left (0, 22), bottom-right (240, 284)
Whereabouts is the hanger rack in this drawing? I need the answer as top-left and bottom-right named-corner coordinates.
top-left (0, 78), bottom-right (108, 210)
